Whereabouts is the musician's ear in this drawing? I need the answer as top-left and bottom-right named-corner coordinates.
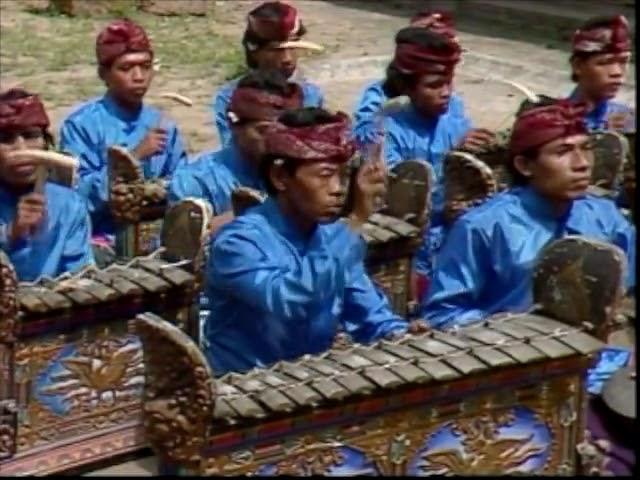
top-left (570, 56), bottom-right (585, 82)
top-left (268, 161), bottom-right (290, 194)
top-left (512, 154), bottom-right (533, 181)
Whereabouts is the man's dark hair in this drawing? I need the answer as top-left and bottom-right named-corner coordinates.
top-left (507, 96), bottom-right (562, 184)
top-left (236, 69), bottom-right (292, 95)
top-left (259, 107), bottom-right (337, 195)
top-left (569, 16), bottom-right (627, 82)
top-left (241, 2), bottom-right (307, 68)
top-left (383, 27), bottom-right (453, 96)
top-left (0, 88), bottom-right (54, 149)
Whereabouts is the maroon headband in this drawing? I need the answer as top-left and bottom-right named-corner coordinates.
top-left (96, 19), bottom-right (153, 66)
top-left (509, 100), bottom-right (588, 156)
top-left (410, 10), bottom-right (458, 42)
top-left (0, 91), bottom-right (50, 131)
top-left (247, 1), bottom-right (301, 43)
top-left (227, 84), bottom-right (303, 123)
top-left (572, 15), bottom-right (631, 54)
top-left (265, 111), bottom-right (356, 164)
top-left (393, 39), bottom-right (461, 77)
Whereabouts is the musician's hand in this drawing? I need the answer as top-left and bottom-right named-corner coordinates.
top-left (348, 148), bottom-right (387, 229)
top-left (458, 128), bottom-right (496, 153)
top-left (606, 111), bottom-right (634, 132)
top-left (10, 192), bottom-right (46, 242)
top-left (208, 211), bottom-right (234, 237)
top-left (133, 127), bottom-right (167, 160)
top-left (408, 319), bottom-right (430, 334)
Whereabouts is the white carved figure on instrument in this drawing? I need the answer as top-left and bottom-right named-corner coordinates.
top-left (0, 89), bottom-right (94, 281)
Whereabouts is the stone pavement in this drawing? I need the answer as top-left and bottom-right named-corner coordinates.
top-left (82, 1), bottom-right (635, 476)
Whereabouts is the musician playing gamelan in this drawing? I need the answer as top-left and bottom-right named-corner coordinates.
top-left (59, 19), bottom-right (188, 237)
top-left (0, 89), bottom-right (94, 281)
top-left (203, 108), bottom-right (424, 376)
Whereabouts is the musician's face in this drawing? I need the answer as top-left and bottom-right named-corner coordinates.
top-left (409, 73), bottom-right (453, 117)
top-left (0, 127), bottom-right (46, 186)
top-left (271, 161), bottom-right (349, 223)
top-left (514, 134), bottom-right (594, 201)
top-left (572, 52), bottom-right (631, 100)
top-left (254, 47), bottom-right (298, 79)
top-left (101, 52), bottom-right (154, 106)
top-left (233, 120), bottom-right (274, 166)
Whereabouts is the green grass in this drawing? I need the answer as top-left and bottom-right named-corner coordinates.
top-left (0, 4), bottom-right (244, 95)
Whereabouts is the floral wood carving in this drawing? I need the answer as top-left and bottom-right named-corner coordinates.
top-left (136, 312), bottom-right (215, 472)
top-left (0, 251), bottom-right (18, 343)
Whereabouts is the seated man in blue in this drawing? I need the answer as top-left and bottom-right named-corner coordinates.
top-left (0, 89), bottom-right (94, 281)
top-left (380, 27), bottom-right (496, 302)
top-left (203, 108), bottom-right (419, 375)
top-left (423, 100), bottom-right (634, 392)
top-left (212, 1), bottom-right (324, 147)
top-left (569, 15), bottom-right (634, 132)
top-left (353, 10), bottom-right (466, 146)
top-left (169, 70), bottom-right (303, 235)
top-left (59, 19), bottom-right (188, 237)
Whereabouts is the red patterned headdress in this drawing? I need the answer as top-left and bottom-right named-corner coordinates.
top-left (227, 84), bottom-right (303, 124)
top-left (572, 15), bottom-right (631, 54)
top-left (245, 1), bottom-right (322, 51)
top-left (0, 90), bottom-right (50, 131)
top-left (96, 19), bottom-right (153, 66)
top-left (265, 111), bottom-right (356, 164)
top-left (410, 10), bottom-right (458, 43)
top-left (509, 100), bottom-right (588, 156)
top-left (392, 36), bottom-right (462, 77)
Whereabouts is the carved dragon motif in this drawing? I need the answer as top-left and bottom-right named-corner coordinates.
top-left (136, 312), bottom-right (215, 472)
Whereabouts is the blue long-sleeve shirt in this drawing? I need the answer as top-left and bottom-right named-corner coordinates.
top-left (168, 145), bottom-right (263, 214)
top-left (422, 186), bottom-right (635, 394)
top-left (212, 75), bottom-right (324, 147)
top-left (0, 182), bottom-right (94, 281)
top-left (382, 101), bottom-right (472, 276)
top-left (570, 87), bottom-right (635, 133)
top-left (59, 94), bottom-right (188, 235)
top-left (353, 79), bottom-right (466, 147)
top-left (203, 198), bottom-right (407, 375)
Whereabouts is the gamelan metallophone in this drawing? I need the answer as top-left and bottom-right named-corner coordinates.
top-left (134, 234), bottom-right (629, 476)
top-left (137, 310), bottom-right (603, 476)
top-left (0, 251), bottom-right (197, 476)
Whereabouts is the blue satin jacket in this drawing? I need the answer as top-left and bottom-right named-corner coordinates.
top-left (353, 79), bottom-right (466, 147)
top-left (570, 88), bottom-right (635, 133)
top-left (203, 198), bottom-right (408, 375)
top-left (59, 94), bottom-right (188, 235)
top-left (0, 182), bottom-right (94, 281)
top-left (422, 186), bottom-right (635, 393)
top-left (168, 145), bottom-right (263, 214)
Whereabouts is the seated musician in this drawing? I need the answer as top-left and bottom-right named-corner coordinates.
top-left (212, 1), bottom-right (324, 147)
top-left (59, 19), bottom-right (188, 237)
top-left (423, 99), bottom-right (635, 328)
top-left (0, 89), bottom-right (94, 281)
top-left (203, 108), bottom-right (420, 375)
top-left (352, 10), bottom-right (465, 146)
top-left (169, 70), bottom-right (302, 235)
top-left (423, 100), bottom-right (634, 397)
top-left (569, 15), bottom-right (634, 132)
top-left (376, 27), bottom-right (495, 302)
